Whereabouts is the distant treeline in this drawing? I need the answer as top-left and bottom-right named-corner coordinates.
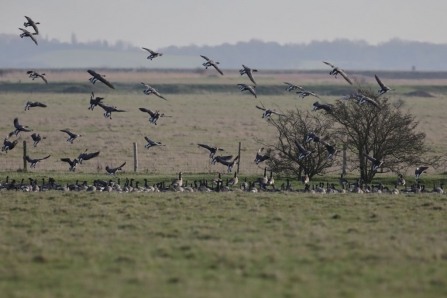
top-left (1, 34), bottom-right (447, 70)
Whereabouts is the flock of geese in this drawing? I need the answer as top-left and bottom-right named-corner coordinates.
top-left (1, 16), bottom-right (433, 194)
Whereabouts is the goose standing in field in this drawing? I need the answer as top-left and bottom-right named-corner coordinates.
top-left (26, 71), bottom-right (47, 83)
top-left (323, 61), bottom-right (352, 85)
top-left (30, 133), bottom-right (45, 147)
top-left (87, 70), bottom-right (115, 89)
top-left (19, 28), bottom-right (38, 45)
top-left (284, 82), bottom-right (304, 92)
top-left (237, 84), bottom-right (257, 98)
top-left (24, 101), bottom-right (47, 111)
top-left (142, 47), bottom-right (163, 60)
top-left (254, 148), bottom-right (270, 164)
top-left (106, 162), bottom-right (126, 176)
top-left (363, 153), bottom-right (383, 171)
top-left (139, 108), bottom-right (170, 125)
top-left (358, 94), bottom-right (381, 109)
top-left (171, 171), bottom-right (183, 188)
top-left (141, 83), bottom-right (167, 100)
top-left (25, 155), bottom-right (50, 168)
top-left (228, 171), bottom-right (239, 187)
top-left (60, 158), bottom-right (78, 172)
top-left (13, 117), bottom-right (33, 136)
top-left (88, 92), bottom-right (104, 110)
top-left (77, 149), bottom-right (100, 164)
top-left (144, 137), bottom-right (165, 149)
top-left (60, 129), bottom-right (82, 144)
top-left (397, 174), bottom-right (406, 186)
top-left (200, 55), bottom-right (224, 75)
top-left (24, 16), bottom-right (40, 34)
top-left (295, 140), bottom-right (312, 160)
top-left (255, 104), bottom-right (284, 119)
top-left (375, 74), bottom-right (394, 96)
top-left (217, 155), bottom-right (239, 173)
top-left (2, 137), bottom-right (18, 153)
top-left (97, 103), bottom-right (126, 119)
top-left (415, 166), bottom-right (429, 180)
top-left (239, 64), bottom-right (258, 85)
top-left (312, 101), bottom-right (332, 112)
top-left (198, 144), bottom-right (224, 159)
top-left (297, 90), bottom-right (320, 99)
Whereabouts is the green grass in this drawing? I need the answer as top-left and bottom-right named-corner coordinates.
top-left (1, 192), bottom-right (447, 298)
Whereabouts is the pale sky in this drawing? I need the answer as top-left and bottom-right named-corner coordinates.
top-left (1, 0), bottom-right (446, 48)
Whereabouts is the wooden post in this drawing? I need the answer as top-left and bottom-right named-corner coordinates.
top-left (133, 142), bottom-right (138, 172)
top-left (23, 140), bottom-right (27, 172)
top-left (342, 143), bottom-right (347, 175)
top-left (237, 142), bottom-right (241, 174)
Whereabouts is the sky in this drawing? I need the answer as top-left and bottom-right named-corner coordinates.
top-left (1, 0), bottom-right (446, 49)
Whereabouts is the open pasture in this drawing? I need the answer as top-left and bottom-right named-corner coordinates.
top-left (1, 192), bottom-right (447, 298)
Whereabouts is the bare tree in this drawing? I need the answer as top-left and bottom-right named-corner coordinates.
top-left (260, 108), bottom-right (340, 179)
top-left (327, 85), bottom-right (429, 182)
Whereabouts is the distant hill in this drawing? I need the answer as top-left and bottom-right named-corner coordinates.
top-left (1, 34), bottom-right (447, 70)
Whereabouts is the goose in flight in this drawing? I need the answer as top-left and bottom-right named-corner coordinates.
top-left (13, 118), bottom-right (33, 136)
top-left (255, 104), bottom-right (284, 119)
top-left (323, 61), bottom-right (352, 85)
top-left (60, 129), bottom-right (82, 144)
top-left (19, 28), bottom-right (38, 45)
top-left (237, 84), bottom-right (257, 98)
top-left (144, 137), bottom-right (166, 149)
top-left (139, 108), bottom-right (170, 125)
top-left (363, 153), bottom-right (383, 171)
top-left (375, 74), bottom-right (394, 96)
top-left (61, 158), bottom-right (78, 172)
top-left (106, 162), bottom-right (126, 176)
top-left (141, 83), bottom-right (167, 100)
top-left (254, 148), bottom-right (270, 164)
top-left (142, 47), bottom-right (163, 60)
top-left (198, 144), bottom-right (225, 159)
top-left (24, 101), bottom-right (47, 111)
top-left (87, 70), bottom-right (115, 89)
top-left (88, 92), bottom-right (104, 110)
top-left (24, 16), bottom-right (40, 34)
top-left (77, 149), bottom-right (100, 164)
top-left (97, 103), bottom-right (126, 119)
top-left (200, 55), bottom-right (224, 75)
top-left (26, 71), bottom-right (47, 83)
top-left (239, 64), bottom-right (258, 85)
top-left (25, 154), bottom-right (51, 169)
top-left (284, 82), bottom-right (304, 92)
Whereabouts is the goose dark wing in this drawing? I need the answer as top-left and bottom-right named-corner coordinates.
top-left (35, 102), bottom-right (47, 107)
top-left (295, 140), bottom-right (306, 153)
top-left (145, 136), bottom-right (154, 144)
top-left (323, 61), bottom-right (335, 68)
top-left (97, 76), bottom-right (115, 89)
top-left (81, 151), bottom-right (100, 161)
top-left (39, 75), bottom-right (48, 84)
top-left (60, 129), bottom-right (74, 136)
top-left (139, 108), bottom-right (155, 116)
top-left (255, 105), bottom-right (266, 111)
top-left (60, 158), bottom-right (73, 164)
top-left (29, 33), bottom-right (38, 46)
top-left (198, 144), bottom-right (214, 151)
top-left (39, 155), bottom-right (51, 161)
top-left (338, 70), bottom-right (352, 85)
top-left (363, 153), bottom-right (377, 163)
top-left (200, 55), bottom-right (210, 61)
top-left (375, 74), bottom-right (386, 89)
top-left (14, 118), bottom-right (20, 129)
top-left (153, 91), bottom-right (167, 100)
top-left (142, 47), bottom-right (156, 54)
top-left (213, 64), bottom-right (224, 76)
top-left (87, 69), bottom-right (98, 77)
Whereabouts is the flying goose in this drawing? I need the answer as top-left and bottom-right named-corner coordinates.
top-left (254, 148), bottom-right (270, 164)
top-left (141, 83), bottom-right (167, 100)
top-left (357, 94), bottom-right (380, 109)
top-left (30, 133), bottom-right (45, 147)
top-left (88, 92), bottom-right (104, 110)
top-left (139, 108), bottom-right (170, 125)
top-left (375, 75), bottom-right (394, 96)
top-left (305, 132), bottom-right (321, 143)
top-left (77, 149), bottom-right (100, 164)
top-left (87, 70), bottom-right (115, 89)
top-left (323, 61), bottom-right (352, 85)
top-left (295, 140), bottom-right (312, 160)
top-left (255, 104), bottom-right (284, 118)
top-left (24, 16), bottom-right (40, 34)
top-left (97, 103), bottom-right (126, 119)
top-left (19, 28), bottom-right (38, 45)
top-left (200, 55), bottom-right (224, 75)
top-left (239, 65), bottom-right (258, 85)
top-left (60, 158), bottom-right (78, 172)
top-left (24, 101), bottom-right (47, 111)
top-left (284, 82), bottom-right (304, 92)
top-left (198, 144), bottom-right (224, 159)
top-left (237, 84), bottom-right (257, 98)
top-left (142, 47), bottom-right (163, 60)
top-left (363, 153), bottom-right (383, 171)
top-left (415, 166), bottom-right (429, 180)
top-left (312, 101), bottom-right (332, 112)
top-left (25, 155), bottom-right (51, 168)
top-left (106, 162), bottom-right (126, 176)
top-left (319, 140), bottom-right (338, 159)
top-left (13, 118), bottom-right (33, 136)
top-left (2, 137), bottom-right (18, 153)
top-left (144, 137), bottom-right (165, 149)
top-left (216, 155), bottom-right (239, 173)
top-left (26, 71), bottom-right (47, 83)
top-left (171, 172), bottom-right (183, 187)
top-left (297, 90), bottom-right (320, 99)
top-left (211, 155), bottom-right (233, 165)
top-left (60, 129), bottom-right (82, 144)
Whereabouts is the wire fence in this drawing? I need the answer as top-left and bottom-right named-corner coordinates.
top-left (1, 140), bottom-right (268, 176)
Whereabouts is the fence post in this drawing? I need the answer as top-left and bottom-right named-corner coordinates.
top-left (23, 140), bottom-right (27, 172)
top-left (237, 141), bottom-right (241, 174)
top-left (133, 142), bottom-right (138, 172)
top-left (342, 143), bottom-right (347, 175)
